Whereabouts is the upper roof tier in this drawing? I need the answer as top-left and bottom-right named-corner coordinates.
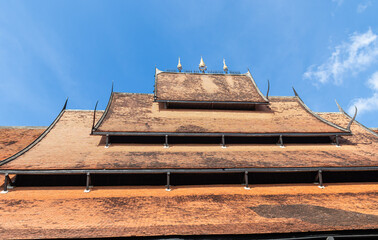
top-left (93, 93), bottom-right (349, 135)
top-left (154, 69), bottom-right (269, 103)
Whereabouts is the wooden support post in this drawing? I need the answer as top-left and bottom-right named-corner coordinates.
top-left (6, 174), bottom-right (13, 189)
top-left (244, 171), bottom-right (250, 190)
top-left (335, 135), bottom-right (340, 147)
top-left (165, 172), bottom-right (171, 191)
top-left (221, 135), bottom-right (226, 148)
top-left (318, 170), bottom-right (324, 189)
top-left (164, 135), bottom-right (169, 148)
top-left (279, 135), bottom-right (285, 148)
top-left (84, 173), bottom-right (91, 193)
top-left (1, 173), bottom-right (8, 193)
top-left (105, 134), bottom-right (110, 148)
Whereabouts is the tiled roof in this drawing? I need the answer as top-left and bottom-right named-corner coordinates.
top-left (0, 127), bottom-right (46, 160)
top-left (1, 110), bottom-right (376, 170)
top-left (0, 184), bottom-right (377, 239)
top-left (155, 71), bottom-right (268, 103)
top-left (94, 93), bottom-right (348, 134)
top-left (371, 128), bottom-right (378, 134)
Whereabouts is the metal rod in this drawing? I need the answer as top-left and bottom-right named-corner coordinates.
top-left (92, 131), bottom-right (351, 137)
top-left (1, 166), bottom-right (377, 175)
top-left (221, 135), bottom-right (226, 148)
top-left (85, 173), bottom-right (91, 193)
top-left (105, 134), bottom-right (109, 148)
top-left (166, 172), bottom-right (171, 191)
top-left (244, 171), bottom-right (250, 189)
top-left (318, 170), bottom-right (324, 188)
top-left (164, 135), bottom-right (169, 148)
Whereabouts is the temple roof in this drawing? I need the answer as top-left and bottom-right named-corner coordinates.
top-left (93, 93), bottom-right (349, 135)
top-left (0, 184), bottom-right (377, 239)
top-left (1, 109), bottom-right (376, 170)
top-left (0, 127), bottom-right (46, 160)
top-left (154, 70), bottom-right (269, 103)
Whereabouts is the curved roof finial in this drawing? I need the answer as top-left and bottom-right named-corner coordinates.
top-left (266, 79), bottom-right (270, 100)
top-left (336, 100), bottom-right (358, 131)
top-left (91, 100), bottom-right (99, 134)
top-left (223, 58), bottom-right (228, 73)
top-left (347, 106), bottom-right (358, 131)
top-left (62, 97), bottom-right (69, 111)
top-left (177, 57), bottom-right (182, 72)
top-left (199, 56), bottom-right (207, 73)
top-left (111, 81), bottom-right (114, 93)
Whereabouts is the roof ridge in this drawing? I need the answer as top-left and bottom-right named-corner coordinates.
top-left (114, 92), bottom-right (153, 96)
top-left (155, 68), bottom-right (246, 76)
top-left (245, 70), bottom-right (269, 102)
top-left (0, 126), bottom-right (47, 129)
top-left (65, 109), bottom-right (105, 112)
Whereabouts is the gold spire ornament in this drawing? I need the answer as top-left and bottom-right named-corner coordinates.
top-left (223, 58), bottom-right (228, 73)
top-left (177, 57), bottom-right (182, 72)
top-left (199, 56), bottom-right (207, 73)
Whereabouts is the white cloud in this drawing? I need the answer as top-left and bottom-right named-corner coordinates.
top-left (348, 72), bottom-right (378, 115)
top-left (357, 2), bottom-right (371, 13)
top-left (304, 29), bottom-right (378, 85)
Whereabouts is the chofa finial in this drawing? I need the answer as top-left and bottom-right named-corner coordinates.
top-left (199, 56), bottom-right (207, 73)
top-left (223, 58), bottom-right (228, 73)
top-left (335, 100), bottom-right (358, 132)
top-left (177, 57), bottom-right (182, 72)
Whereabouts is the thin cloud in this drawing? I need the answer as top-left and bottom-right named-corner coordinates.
top-left (304, 29), bottom-right (378, 85)
top-left (349, 71), bottom-right (378, 115)
top-left (357, 2), bottom-right (371, 13)
top-left (332, 0), bottom-right (344, 6)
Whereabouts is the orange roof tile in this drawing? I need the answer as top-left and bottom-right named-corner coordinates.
top-left (0, 127), bottom-right (46, 160)
top-left (94, 94), bottom-right (348, 134)
top-left (1, 110), bottom-right (376, 170)
top-left (0, 184), bottom-right (377, 239)
top-left (155, 70), bottom-right (268, 103)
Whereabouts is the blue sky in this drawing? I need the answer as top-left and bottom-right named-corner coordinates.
top-left (0, 0), bottom-right (377, 127)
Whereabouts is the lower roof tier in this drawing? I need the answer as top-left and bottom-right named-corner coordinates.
top-left (94, 93), bottom-right (348, 134)
top-left (1, 110), bottom-right (376, 170)
top-left (0, 184), bottom-right (377, 239)
top-left (0, 127), bottom-right (46, 160)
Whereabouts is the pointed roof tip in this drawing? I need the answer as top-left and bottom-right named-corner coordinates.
top-left (335, 99), bottom-right (344, 113)
top-left (155, 67), bottom-right (162, 75)
top-left (177, 57), bottom-right (182, 72)
top-left (223, 58), bottom-right (228, 72)
top-left (111, 81), bottom-right (114, 93)
top-left (266, 79), bottom-right (270, 100)
top-left (62, 97), bottom-right (69, 111)
top-left (199, 56), bottom-right (206, 67)
top-left (292, 87), bottom-right (299, 97)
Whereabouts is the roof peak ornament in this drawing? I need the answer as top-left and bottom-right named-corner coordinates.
top-left (199, 56), bottom-right (207, 73)
top-left (223, 58), bottom-right (228, 73)
top-left (335, 100), bottom-right (358, 131)
top-left (266, 79), bottom-right (270, 100)
top-left (177, 57), bottom-right (182, 72)
top-left (91, 100), bottom-right (99, 134)
top-left (62, 97), bottom-right (69, 111)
